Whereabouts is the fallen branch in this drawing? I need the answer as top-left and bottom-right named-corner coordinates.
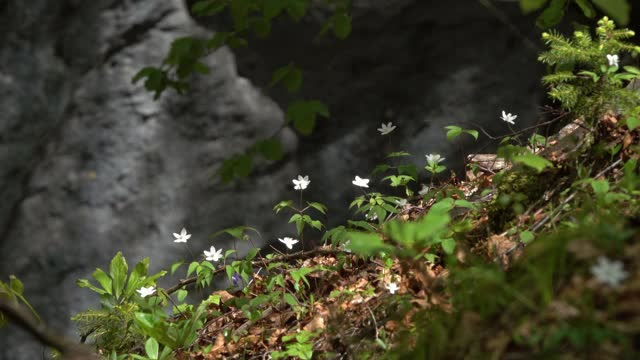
top-left (0, 298), bottom-right (99, 360)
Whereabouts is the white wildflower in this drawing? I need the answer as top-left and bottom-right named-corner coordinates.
top-left (425, 154), bottom-right (445, 165)
top-left (500, 110), bottom-right (517, 125)
top-left (173, 228), bottom-right (191, 243)
top-left (278, 237), bottom-right (299, 250)
top-left (606, 54), bottom-right (619, 67)
top-left (418, 184), bottom-right (430, 196)
top-left (292, 175), bottom-right (310, 190)
top-left (386, 282), bottom-right (400, 294)
top-left (352, 176), bottom-right (370, 188)
top-left (136, 286), bottom-right (155, 298)
top-left (203, 246), bottom-right (224, 262)
top-left (590, 256), bottom-right (628, 288)
top-left (377, 122), bottom-right (397, 135)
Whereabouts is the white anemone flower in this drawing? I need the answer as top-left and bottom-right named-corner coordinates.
top-left (352, 176), bottom-right (370, 188)
top-left (203, 246), bottom-right (224, 262)
top-left (377, 122), bottom-right (397, 135)
top-left (418, 184), bottom-right (430, 196)
top-left (292, 175), bottom-right (310, 190)
top-left (501, 110), bottom-right (517, 125)
top-left (606, 54), bottom-right (619, 67)
top-left (425, 154), bottom-right (445, 165)
top-left (590, 256), bottom-right (628, 288)
top-left (173, 228), bottom-right (191, 243)
top-left (386, 282), bottom-right (400, 294)
top-left (278, 237), bottom-right (299, 250)
top-left (136, 286), bottom-right (155, 298)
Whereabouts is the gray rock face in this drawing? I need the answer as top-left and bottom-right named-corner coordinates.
top-left (1, 0), bottom-right (545, 358)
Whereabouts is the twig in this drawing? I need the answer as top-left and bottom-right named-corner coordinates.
top-left (501, 158), bottom-right (624, 258)
top-left (0, 298), bottom-right (100, 359)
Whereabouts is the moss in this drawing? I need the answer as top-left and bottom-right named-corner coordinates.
top-left (487, 167), bottom-right (552, 231)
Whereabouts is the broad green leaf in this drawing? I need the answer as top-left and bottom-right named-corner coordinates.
top-left (464, 129), bottom-right (479, 140)
top-left (234, 154), bottom-right (252, 178)
top-left (512, 154), bottom-right (553, 173)
top-left (454, 199), bottom-right (477, 210)
top-left (307, 202), bottom-right (328, 215)
top-left (626, 117), bottom-right (640, 130)
top-left (590, 179), bottom-right (610, 196)
top-left (109, 252), bottom-right (128, 299)
top-left (245, 248), bottom-right (260, 261)
top-left (170, 261), bottom-right (183, 275)
top-left (444, 125), bottom-right (462, 141)
top-left (592, 0), bottom-right (630, 25)
top-left (519, 0), bottom-right (548, 13)
top-left (623, 66), bottom-right (640, 75)
top-left (187, 261), bottom-right (199, 277)
top-left (255, 138), bottom-right (284, 160)
top-left (145, 337), bottom-right (159, 360)
top-left (520, 230), bottom-right (535, 244)
top-left (346, 232), bottom-right (394, 256)
top-left (332, 13), bottom-right (351, 39)
top-left (441, 238), bottom-right (456, 255)
top-left (176, 289), bottom-right (188, 302)
top-left (536, 0), bottom-right (567, 29)
top-left (125, 258), bottom-right (150, 297)
top-left (92, 268), bottom-right (113, 296)
top-left (574, 0), bottom-right (596, 18)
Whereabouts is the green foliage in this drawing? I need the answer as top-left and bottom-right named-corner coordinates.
top-left (0, 275), bottom-right (40, 327)
top-left (538, 17), bottom-right (640, 121)
top-left (520, 0), bottom-right (631, 28)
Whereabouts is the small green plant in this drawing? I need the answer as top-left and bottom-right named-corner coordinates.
top-left (538, 17), bottom-right (640, 121)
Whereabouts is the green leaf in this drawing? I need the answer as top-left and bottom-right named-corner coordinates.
top-left (283, 293), bottom-right (299, 307)
top-left (346, 232), bottom-right (394, 256)
top-left (386, 151), bottom-right (411, 158)
top-left (520, 230), bottom-right (535, 244)
top-left (332, 13), bottom-right (351, 39)
top-left (92, 268), bottom-right (113, 296)
top-left (176, 289), bottom-right (188, 302)
top-left (145, 337), bottom-right (159, 360)
top-left (536, 0), bottom-right (567, 29)
top-left (444, 125), bottom-right (462, 141)
top-left (592, 0), bottom-right (630, 25)
top-left (454, 199), bottom-right (477, 210)
top-left (286, 0), bottom-right (308, 21)
top-left (512, 154), bottom-right (553, 173)
top-left (520, 0), bottom-right (548, 13)
top-left (255, 138), bottom-right (284, 160)
top-left (245, 248), bottom-right (260, 261)
top-left (76, 279), bottom-right (108, 295)
top-left (464, 129), bottom-right (479, 140)
top-left (264, 0), bottom-right (286, 19)
top-left (109, 252), bottom-right (128, 299)
top-left (9, 275), bottom-right (24, 295)
top-left (441, 238), bottom-right (456, 255)
top-left (170, 261), bottom-right (183, 275)
top-left (307, 202), bottom-right (328, 215)
top-left (590, 179), bottom-right (610, 196)
top-left (574, 0), bottom-right (596, 18)
top-left (287, 100), bottom-right (330, 135)
top-left (191, 1), bottom-right (227, 16)
top-left (270, 64), bottom-right (303, 93)
top-left (626, 117), bottom-right (640, 130)
top-left (187, 261), bottom-right (199, 277)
